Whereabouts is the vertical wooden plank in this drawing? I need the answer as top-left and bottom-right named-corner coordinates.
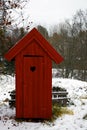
top-left (15, 53), bottom-right (23, 118)
top-left (43, 55), bottom-right (52, 118)
top-left (37, 56), bottom-right (44, 118)
top-left (47, 57), bottom-right (52, 118)
top-left (23, 57), bottom-right (33, 118)
top-left (32, 56), bottom-right (44, 118)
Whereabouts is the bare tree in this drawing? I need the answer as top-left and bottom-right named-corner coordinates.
top-left (0, 0), bottom-right (32, 74)
top-left (0, 0), bottom-right (32, 32)
top-left (50, 9), bottom-right (87, 80)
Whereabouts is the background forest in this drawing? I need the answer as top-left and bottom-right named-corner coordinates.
top-left (0, 0), bottom-right (87, 81)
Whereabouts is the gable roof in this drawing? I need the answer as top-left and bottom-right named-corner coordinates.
top-left (4, 28), bottom-right (63, 64)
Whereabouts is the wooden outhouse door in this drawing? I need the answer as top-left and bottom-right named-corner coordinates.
top-left (23, 56), bottom-right (44, 118)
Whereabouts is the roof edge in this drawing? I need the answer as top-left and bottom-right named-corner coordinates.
top-left (4, 28), bottom-right (64, 64)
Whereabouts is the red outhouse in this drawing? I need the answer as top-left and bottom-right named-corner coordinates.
top-left (5, 28), bottom-right (63, 119)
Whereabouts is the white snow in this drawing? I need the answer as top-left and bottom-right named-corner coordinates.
top-left (0, 74), bottom-right (87, 130)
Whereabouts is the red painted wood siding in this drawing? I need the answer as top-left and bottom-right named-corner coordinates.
top-left (5, 28), bottom-right (63, 119)
top-left (15, 41), bottom-right (52, 118)
top-left (23, 56), bottom-right (44, 118)
top-left (15, 54), bottom-right (23, 118)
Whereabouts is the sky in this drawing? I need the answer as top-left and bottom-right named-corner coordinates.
top-left (26, 0), bottom-right (87, 28)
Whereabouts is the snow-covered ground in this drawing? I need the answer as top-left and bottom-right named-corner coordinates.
top-left (0, 74), bottom-right (87, 130)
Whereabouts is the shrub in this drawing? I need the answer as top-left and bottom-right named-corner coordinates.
top-left (52, 103), bottom-right (74, 121)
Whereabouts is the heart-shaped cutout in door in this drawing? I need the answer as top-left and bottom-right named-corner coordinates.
top-left (30, 66), bottom-right (36, 72)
